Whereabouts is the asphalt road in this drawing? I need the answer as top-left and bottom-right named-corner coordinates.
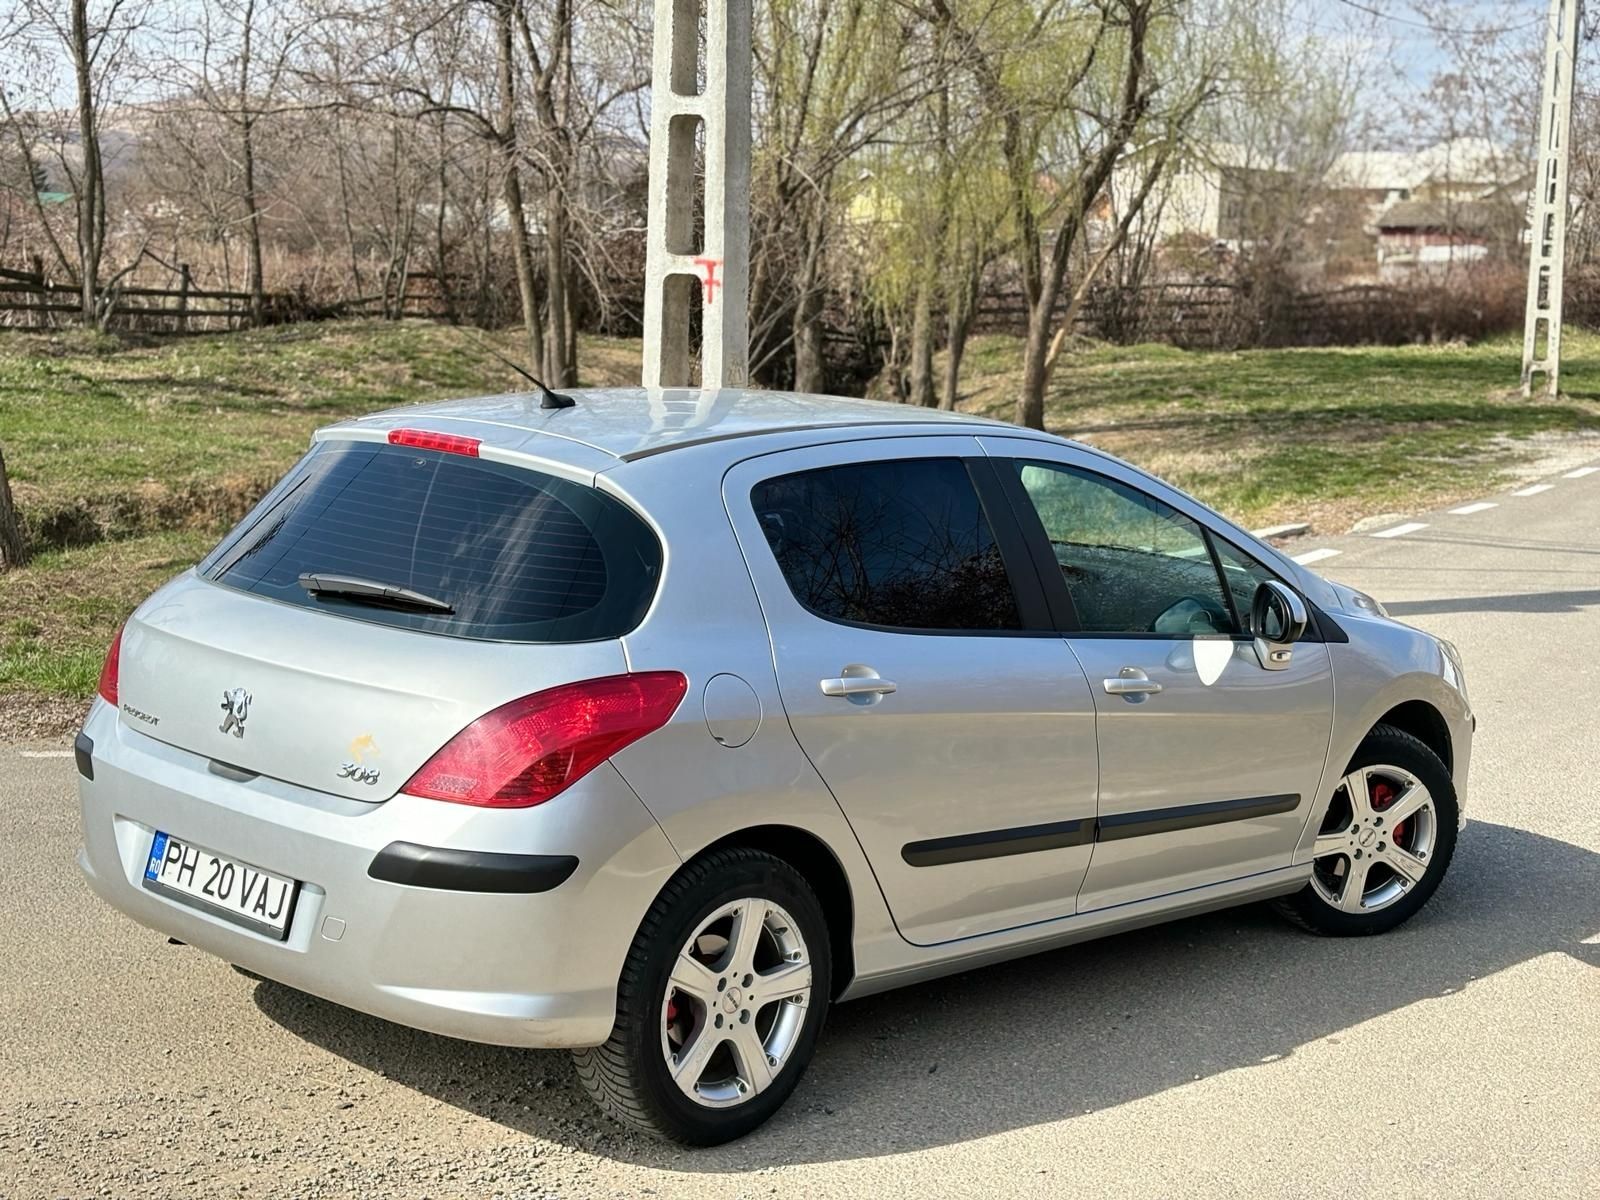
top-left (4, 466), bottom-right (1598, 1199)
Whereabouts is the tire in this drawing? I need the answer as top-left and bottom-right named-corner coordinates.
top-left (572, 847), bottom-right (832, 1145)
top-left (1275, 723), bottom-right (1458, 937)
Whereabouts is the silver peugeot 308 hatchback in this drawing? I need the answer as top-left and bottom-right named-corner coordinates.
top-left (77, 388), bottom-right (1473, 1144)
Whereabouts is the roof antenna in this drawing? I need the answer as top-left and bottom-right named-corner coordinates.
top-left (457, 327), bottom-right (576, 410)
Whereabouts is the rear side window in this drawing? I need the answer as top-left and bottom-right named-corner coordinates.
top-left (751, 458), bottom-right (1022, 632)
top-left (203, 441), bottom-right (662, 642)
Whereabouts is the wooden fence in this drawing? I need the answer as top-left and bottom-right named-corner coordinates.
top-left (2, 255), bottom-right (1532, 352)
top-left (0, 260), bottom-right (471, 333)
top-left (976, 277), bottom-right (1525, 350)
top-left (0, 260), bottom-right (264, 332)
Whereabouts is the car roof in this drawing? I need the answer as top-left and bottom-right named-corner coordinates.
top-left (350, 386), bottom-right (1022, 463)
top-left (330, 385), bottom-right (1330, 599)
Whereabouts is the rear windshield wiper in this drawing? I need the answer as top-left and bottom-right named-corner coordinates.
top-left (297, 573), bottom-right (455, 614)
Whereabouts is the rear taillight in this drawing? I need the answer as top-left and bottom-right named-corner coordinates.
top-left (97, 624), bottom-right (124, 706)
top-left (388, 428), bottom-right (481, 457)
top-left (402, 672), bottom-right (688, 808)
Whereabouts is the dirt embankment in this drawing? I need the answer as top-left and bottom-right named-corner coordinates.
top-left (14, 471), bottom-right (279, 555)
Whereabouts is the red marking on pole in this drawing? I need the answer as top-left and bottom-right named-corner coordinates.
top-left (694, 257), bottom-right (723, 305)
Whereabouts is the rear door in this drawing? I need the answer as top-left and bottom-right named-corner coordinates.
top-left (980, 437), bottom-right (1335, 912)
top-left (724, 437), bottom-right (1100, 946)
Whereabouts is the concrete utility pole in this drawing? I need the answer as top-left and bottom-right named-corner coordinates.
top-left (642, 0), bottom-right (752, 390)
top-left (1521, 0), bottom-right (1583, 397)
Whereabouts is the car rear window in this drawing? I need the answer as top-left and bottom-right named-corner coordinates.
top-left (202, 440), bottom-right (662, 642)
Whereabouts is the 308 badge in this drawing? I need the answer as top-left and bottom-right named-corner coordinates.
top-left (338, 734), bottom-right (381, 785)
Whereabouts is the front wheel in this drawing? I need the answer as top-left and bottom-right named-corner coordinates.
top-left (572, 847), bottom-right (831, 1145)
top-left (1275, 724), bottom-right (1459, 936)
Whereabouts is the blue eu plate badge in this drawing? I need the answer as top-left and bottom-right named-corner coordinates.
top-left (145, 831), bottom-right (169, 881)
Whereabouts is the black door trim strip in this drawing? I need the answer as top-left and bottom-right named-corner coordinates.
top-left (902, 819), bottom-right (1095, 868)
top-left (901, 795), bottom-right (1301, 867)
top-left (1095, 793), bottom-right (1300, 842)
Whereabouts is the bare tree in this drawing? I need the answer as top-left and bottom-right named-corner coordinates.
top-left (922, 0), bottom-right (1182, 429)
top-left (0, 445), bottom-right (24, 570)
top-left (156, 0), bottom-right (307, 322)
top-left (0, 6), bottom-right (79, 281)
top-left (302, 1), bottom-right (647, 380)
top-left (9, 0), bottom-right (153, 321)
top-left (751, 0), bottom-right (926, 392)
top-left (859, 29), bottom-right (1012, 410)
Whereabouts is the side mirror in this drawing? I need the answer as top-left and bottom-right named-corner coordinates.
top-left (1251, 580), bottom-right (1309, 671)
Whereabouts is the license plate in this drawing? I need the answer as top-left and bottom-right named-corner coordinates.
top-left (143, 832), bottom-right (299, 940)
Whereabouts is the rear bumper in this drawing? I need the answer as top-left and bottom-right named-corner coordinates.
top-left (75, 701), bottom-right (681, 1048)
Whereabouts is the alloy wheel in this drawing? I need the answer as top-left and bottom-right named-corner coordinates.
top-left (1310, 764), bottom-right (1437, 914)
top-left (660, 898), bottom-right (813, 1108)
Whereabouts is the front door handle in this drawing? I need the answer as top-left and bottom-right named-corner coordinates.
top-left (1103, 667), bottom-right (1163, 696)
top-left (820, 676), bottom-right (898, 698)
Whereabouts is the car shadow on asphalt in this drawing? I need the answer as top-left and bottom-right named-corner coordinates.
top-left (1385, 589), bottom-right (1600, 616)
top-left (251, 820), bottom-right (1599, 1170)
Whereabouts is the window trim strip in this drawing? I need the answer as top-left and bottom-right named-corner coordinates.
top-left (966, 457), bottom-right (1058, 632)
top-left (989, 459), bottom-right (1085, 632)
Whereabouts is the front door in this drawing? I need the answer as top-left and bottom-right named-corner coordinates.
top-left (981, 438), bottom-right (1335, 913)
top-left (724, 437), bottom-right (1100, 946)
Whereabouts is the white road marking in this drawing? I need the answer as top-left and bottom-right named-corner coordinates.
top-left (1292, 548), bottom-right (1342, 565)
top-left (1564, 466), bottom-right (1599, 479)
top-left (1371, 522), bottom-right (1429, 539)
top-left (1512, 484), bottom-right (1556, 497)
top-left (1252, 522), bottom-right (1311, 539)
top-left (18, 750), bottom-right (73, 759)
top-left (1449, 502), bottom-right (1499, 516)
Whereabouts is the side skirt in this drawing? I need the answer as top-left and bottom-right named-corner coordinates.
top-left (836, 864), bottom-right (1310, 1003)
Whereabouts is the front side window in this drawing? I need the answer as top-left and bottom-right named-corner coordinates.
top-left (1010, 461), bottom-right (1233, 636)
top-left (1210, 537), bottom-right (1280, 630)
top-left (751, 458), bottom-right (1022, 632)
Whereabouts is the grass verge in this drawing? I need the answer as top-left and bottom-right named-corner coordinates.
top-left (956, 331), bottom-right (1600, 531)
top-left (0, 320), bottom-right (640, 549)
top-left (0, 530), bottom-right (214, 697)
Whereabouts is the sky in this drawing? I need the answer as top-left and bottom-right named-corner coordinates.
top-left (1284, 0), bottom-right (1558, 146)
top-left (1296, 0), bottom-right (1551, 81)
top-left (10, 0), bottom-right (1566, 145)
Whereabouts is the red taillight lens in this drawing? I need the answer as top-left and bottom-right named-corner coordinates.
top-left (387, 428), bottom-right (481, 457)
top-left (97, 624), bottom-right (124, 706)
top-left (402, 672), bottom-right (688, 808)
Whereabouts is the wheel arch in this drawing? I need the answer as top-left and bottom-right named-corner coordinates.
top-left (1298, 666), bottom-right (1469, 865)
top-left (695, 824), bottom-right (856, 999)
top-left (1372, 699), bottom-right (1453, 775)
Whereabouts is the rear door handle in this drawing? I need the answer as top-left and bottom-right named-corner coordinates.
top-left (1103, 668), bottom-right (1162, 696)
top-left (820, 676), bottom-right (898, 698)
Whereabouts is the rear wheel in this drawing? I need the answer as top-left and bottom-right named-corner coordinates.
top-left (572, 847), bottom-right (830, 1144)
top-left (1275, 724), bottom-right (1458, 936)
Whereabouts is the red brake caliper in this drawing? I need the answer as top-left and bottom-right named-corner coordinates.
top-left (666, 996), bottom-right (682, 1048)
top-left (1370, 780), bottom-right (1408, 847)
